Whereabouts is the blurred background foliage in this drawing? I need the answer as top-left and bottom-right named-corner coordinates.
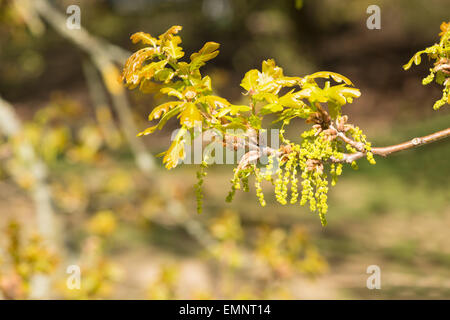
top-left (0, 0), bottom-right (449, 299)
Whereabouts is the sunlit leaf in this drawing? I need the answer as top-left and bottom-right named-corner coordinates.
top-left (179, 103), bottom-right (202, 128)
top-left (121, 48), bottom-right (158, 87)
top-left (139, 80), bottom-right (163, 94)
top-left (160, 87), bottom-right (184, 100)
top-left (216, 105), bottom-right (251, 118)
top-left (158, 25), bottom-right (183, 42)
top-left (190, 42), bottom-right (220, 71)
top-left (137, 125), bottom-right (158, 136)
top-left (260, 103), bottom-right (283, 115)
top-left (130, 32), bottom-right (159, 47)
top-left (154, 68), bottom-right (175, 83)
top-left (163, 127), bottom-right (186, 169)
top-left (278, 91), bottom-right (305, 108)
top-left (138, 60), bottom-right (168, 81)
top-left (252, 92), bottom-right (278, 103)
top-left (197, 95), bottom-right (230, 109)
top-left (162, 35), bottom-right (184, 59)
top-left (240, 69), bottom-right (259, 92)
top-left (149, 101), bottom-right (184, 121)
top-left (248, 115), bottom-right (261, 129)
top-left (304, 71), bottom-right (353, 85)
top-left (262, 59), bottom-right (283, 79)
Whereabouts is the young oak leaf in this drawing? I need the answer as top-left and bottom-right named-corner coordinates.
top-left (302, 71), bottom-right (353, 86)
top-left (148, 101), bottom-right (184, 121)
top-left (137, 125), bottom-right (158, 136)
top-left (139, 80), bottom-right (163, 95)
top-left (240, 59), bottom-right (300, 94)
top-left (197, 95), bottom-right (230, 109)
top-left (138, 104), bottom-right (184, 136)
top-left (163, 127), bottom-right (187, 169)
top-left (259, 91), bottom-right (306, 115)
top-left (324, 85), bottom-right (361, 118)
top-left (121, 48), bottom-right (158, 87)
top-left (240, 69), bottom-right (259, 92)
top-left (190, 42), bottom-right (220, 71)
top-left (130, 32), bottom-right (159, 47)
top-left (153, 68), bottom-right (176, 83)
top-left (439, 21), bottom-right (450, 37)
top-left (178, 103), bottom-right (202, 128)
top-left (158, 25), bottom-right (183, 42)
top-left (138, 60), bottom-right (168, 82)
top-left (261, 59), bottom-right (283, 79)
top-left (324, 85), bottom-right (361, 106)
top-left (216, 105), bottom-right (251, 118)
top-left (252, 92), bottom-right (279, 104)
top-left (160, 87), bottom-right (184, 100)
top-left (162, 36), bottom-right (184, 59)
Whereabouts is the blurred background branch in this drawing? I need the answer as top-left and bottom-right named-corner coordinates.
top-left (0, 95), bottom-right (57, 298)
top-left (32, 0), bottom-right (155, 173)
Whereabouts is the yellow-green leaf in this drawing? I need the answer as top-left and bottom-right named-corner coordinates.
top-left (159, 25), bottom-right (183, 42)
top-left (240, 69), bottom-right (259, 91)
top-left (279, 92), bottom-right (305, 108)
top-left (305, 71), bottom-right (353, 85)
top-left (261, 59), bottom-right (283, 79)
top-left (216, 105), bottom-right (250, 117)
top-left (138, 60), bottom-right (168, 82)
top-left (190, 42), bottom-right (220, 70)
top-left (163, 127), bottom-right (186, 169)
top-left (162, 36), bottom-right (184, 59)
top-left (139, 80), bottom-right (163, 94)
top-left (179, 103), bottom-right (202, 128)
top-left (197, 95), bottom-right (230, 109)
top-left (154, 68), bottom-right (175, 83)
top-left (160, 87), bottom-right (184, 100)
top-left (149, 101), bottom-right (184, 121)
top-left (130, 32), bottom-right (159, 47)
top-left (260, 103), bottom-right (283, 115)
top-left (121, 48), bottom-right (158, 87)
top-left (137, 125), bottom-right (158, 136)
top-left (252, 92), bottom-right (278, 103)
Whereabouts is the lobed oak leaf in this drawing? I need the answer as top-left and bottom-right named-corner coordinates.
top-left (190, 42), bottom-right (220, 71)
top-left (130, 32), bottom-right (159, 47)
top-left (178, 103), bottom-right (202, 128)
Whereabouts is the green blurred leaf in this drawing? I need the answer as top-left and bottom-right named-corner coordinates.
top-left (295, 0), bottom-right (304, 10)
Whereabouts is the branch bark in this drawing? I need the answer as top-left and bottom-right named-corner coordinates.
top-left (335, 127), bottom-right (450, 163)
